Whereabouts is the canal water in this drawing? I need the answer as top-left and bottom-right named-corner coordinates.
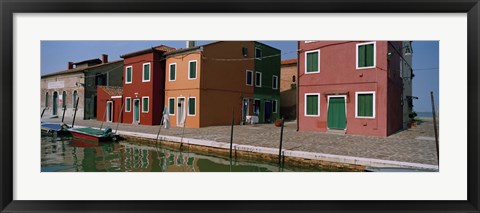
top-left (41, 134), bottom-right (343, 172)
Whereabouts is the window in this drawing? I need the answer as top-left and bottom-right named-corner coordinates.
top-left (357, 42), bottom-right (376, 69)
top-left (168, 98), bottom-right (175, 115)
top-left (188, 60), bottom-right (197, 79)
top-left (305, 93), bottom-right (320, 116)
top-left (142, 63), bottom-right (150, 82)
top-left (72, 91), bottom-right (78, 107)
top-left (125, 97), bottom-right (131, 112)
top-left (62, 91), bottom-right (67, 108)
top-left (399, 60), bottom-right (403, 77)
top-left (246, 70), bottom-right (253, 86)
top-left (45, 92), bottom-right (49, 107)
top-left (242, 47), bottom-right (248, 57)
top-left (255, 47), bottom-right (262, 60)
top-left (188, 97), bottom-right (196, 116)
top-left (142, 97), bottom-right (149, 113)
top-left (272, 100), bottom-right (278, 113)
top-left (304, 41), bottom-right (318, 43)
top-left (272, 75), bottom-right (278, 90)
top-left (169, 63), bottom-right (176, 81)
top-left (125, 66), bottom-right (132, 83)
top-left (305, 50), bottom-right (320, 73)
top-left (255, 71), bottom-right (262, 87)
top-left (356, 92), bottom-right (375, 118)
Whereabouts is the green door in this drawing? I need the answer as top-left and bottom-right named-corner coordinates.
top-left (327, 97), bottom-right (346, 129)
top-left (134, 100), bottom-right (140, 123)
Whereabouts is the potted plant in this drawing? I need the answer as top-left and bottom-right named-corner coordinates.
top-left (274, 118), bottom-right (283, 127)
top-left (409, 112), bottom-right (418, 128)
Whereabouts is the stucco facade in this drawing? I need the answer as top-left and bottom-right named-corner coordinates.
top-left (164, 41), bottom-right (280, 128)
top-left (280, 59), bottom-right (297, 120)
top-left (120, 45), bottom-right (174, 125)
top-left (297, 41), bottom-right (405, 136)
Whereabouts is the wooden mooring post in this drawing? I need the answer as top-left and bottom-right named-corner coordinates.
top-left (72, 97), bottom-right (79, 128)
top-left (229, 108), bottom-right (234, 160)
top-left (115, 101), bottom-right (125, 135)
top-left (278, 117), bottom-right (285, 165)
top-left (61, 106), bottom-right (66, 123)
top-left (430, 91), bottom-right (439, 164)
top-left (41, 108), bottom-right (46, 118)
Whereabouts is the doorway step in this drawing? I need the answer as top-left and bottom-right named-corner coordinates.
top-left (327, 129), bottom-right (346, 135)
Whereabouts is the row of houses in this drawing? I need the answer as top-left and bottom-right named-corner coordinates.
top-left (41, 40), bottom-right (414, 136)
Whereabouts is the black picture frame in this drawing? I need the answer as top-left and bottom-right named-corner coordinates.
top-left (1, 0), bottom-right (479, 212)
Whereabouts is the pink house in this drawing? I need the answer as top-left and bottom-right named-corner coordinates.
top-left (297, 41), bottom-right (407, 136)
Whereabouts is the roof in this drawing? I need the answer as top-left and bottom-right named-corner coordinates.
top-left (281, 58), bottom-right (297, 65)
top-left (41, 60), bottom-right (123, 78)
top-left (73, 58), bottom-right (102, 65)
top-left (165, 41), bottom-right (281, 57)
top-left (120, 45), bottom-right (176, 58)
top-left (98, 86), bottom-right (123, 97)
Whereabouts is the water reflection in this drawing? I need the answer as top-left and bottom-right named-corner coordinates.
top-left (41, 134), bottom-right (334, 172)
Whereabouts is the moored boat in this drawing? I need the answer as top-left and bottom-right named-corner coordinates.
top-left (68, 126), bottom-right (117, 142)
top-left (41, 122), bottom-right (70, 134)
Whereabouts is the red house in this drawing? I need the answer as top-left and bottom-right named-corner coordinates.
top-left (297, 41), bottom-right (407, 136)
top-left (120, 45), bottom-right (176, 125)
top-left (96, 86), bottom-right (123, 123)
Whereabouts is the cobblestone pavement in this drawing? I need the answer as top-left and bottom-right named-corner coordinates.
top-left (43, 117), bottom-right (439, 165)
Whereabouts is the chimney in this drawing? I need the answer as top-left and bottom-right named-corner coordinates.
top-left (102, 54), bottom-right (108, 63)
top-left (68, 62), bottom-right (74, 69)
top-left (186, 41), bottom-right (196, 48)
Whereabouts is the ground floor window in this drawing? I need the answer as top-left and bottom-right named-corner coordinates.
top-left (125, 97), bottom-right (131, 112)
top-left (305, 93), bottom-right (319, 116)
top-left (356, 92), bottom-right (375, 118)
top-left (188, 97), bottom-right (196, 116)
top-left (142, 97), bottom-right (149, 113)
top-left (272, 100), bottom-right (278, 113)
top-left (169, 98), bottom-right (175, 115)
top-left (254, 99), bottom-right (261, 115)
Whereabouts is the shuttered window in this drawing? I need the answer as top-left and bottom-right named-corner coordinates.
top-left (305, 94), bottom-right (319, 116)
top-left (189, 61), bottom-right (197, 79)
top-left (357, 93), bottom-right (374, 117)
top-left (143, 63), bottom-right (150, 81)
top-left (169, 98), bottom-right (175, 115)
top-left (126, 66), bottom-right (132, 83)
top-left (142, 97), bottom-right (149, 113)
top-left (169, 64), bottom-right (176, 81)
top-left (125, 97), bottom-right (131, 112)
top-left (357, 43), bottom-right (375, 68)
top-left (306, 51), bottom-right (319, 73)
top-left (188, 98), bottom-right (196, 115)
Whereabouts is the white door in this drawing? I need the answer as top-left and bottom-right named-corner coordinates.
top-left (106, 101), bottom-right (113, 122)
top-left (177, 98), bottom-right (185, 127)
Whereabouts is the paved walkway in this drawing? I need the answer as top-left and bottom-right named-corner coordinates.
top-left (43, 117), bottom-right (439, 166)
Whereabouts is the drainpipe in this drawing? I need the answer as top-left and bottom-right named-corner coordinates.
top-left (296, 41), bottom-right (300, 131)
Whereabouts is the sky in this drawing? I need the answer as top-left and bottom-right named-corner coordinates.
top-left (41, 40), bottom-right (438, 112)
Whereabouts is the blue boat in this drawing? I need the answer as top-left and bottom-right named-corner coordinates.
top-left (41, 122), bottom-right (70, 134)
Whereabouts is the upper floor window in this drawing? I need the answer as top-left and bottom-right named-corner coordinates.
top-left (356, 42), bottom-right (376, 69)
top-left (255, 71), bottom-right (262, 88)
top-left (272, 75), bottom-right (278, 90)
top-left (142, 63), bottom-right (151, 82)
top-left (305, 50), bottom-right (320, 74)
top-left (255, 47), bottom-right (262, 60)
top-left (125, 66), bottom-right (132, 84)
top-left (188, 60), bottom-right (197, 80)
top-left (246, 70), bottom-right (253, 86)
top-left (169, 63), bottom-right (176, 81)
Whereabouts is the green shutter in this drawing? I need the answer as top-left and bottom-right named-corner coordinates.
top-left (170, 64), bottom-right (176, 80)
top-left (365, 44), bottom-right (374, 67)
top-left (306, 52), bottom-right (319, 73)
top-left (188, 98), bottom-right (195, 115)
top-left (143, 98), bottom-right (148, 112)
top-left (357, 94), bottom-right (373, 117)
top-left (306, 95), bottom-right (318, 115)
top-left (126, 98), bottom-right (131, 111)
top-left (143, 64), bottom-right (150, 81)
top-left (189, 61), bottom-right (196, 79)
top-left (358, 45), bottom-right (366, 67)
top-left (126, 67), bottom-right (132, 82)
top-left (169, 99), bottom-right (175, 114)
